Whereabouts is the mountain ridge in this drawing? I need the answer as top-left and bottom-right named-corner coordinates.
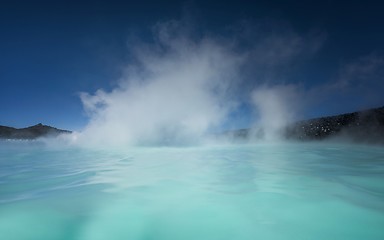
top-left (0, 123), bottom-right (72, 140)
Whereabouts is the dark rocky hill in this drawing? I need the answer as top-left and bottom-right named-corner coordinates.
top-left (284, 106), bottom-right (384, 143)
top-left (227, 106), bottom-right (384, 143)
top-left (0, 123), bottom-right (71, 140)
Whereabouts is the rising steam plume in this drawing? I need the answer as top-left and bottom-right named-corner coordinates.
top-left (76, 19), bottom-right (321, 147)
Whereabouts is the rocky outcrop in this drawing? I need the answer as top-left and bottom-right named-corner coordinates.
top-left (0, 123), bottom-right (71, 140)
top-left (284, 107), bottom-right (384, 143)
top-left (226, 106), bottom-right (384, 143)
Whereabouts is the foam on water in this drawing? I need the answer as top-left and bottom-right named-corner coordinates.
top-left (0, 142), bottom-right (384, 239)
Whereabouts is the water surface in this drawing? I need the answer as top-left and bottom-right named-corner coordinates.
top-left (0, 142), bottom-right (383, 239)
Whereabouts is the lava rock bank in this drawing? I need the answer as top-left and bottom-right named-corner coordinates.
top-left (284, 107), bottom-right (384, 143)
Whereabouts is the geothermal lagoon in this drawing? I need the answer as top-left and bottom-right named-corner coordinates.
top-left (2, 0), bottom-right (384, 239)
top-left (1, 141), bottom-right (383, 240)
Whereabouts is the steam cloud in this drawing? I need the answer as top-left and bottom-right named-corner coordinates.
top-left (78, 21), bottom-right (243, 146)
top-left (76, 19), bottom-right (321, 147)
top-left (251, 84), bottom-right (303, 141)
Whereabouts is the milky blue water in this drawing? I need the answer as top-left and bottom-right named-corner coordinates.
top-left (0, 142), bottom-right (384, 240)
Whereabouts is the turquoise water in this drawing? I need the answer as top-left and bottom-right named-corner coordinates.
top-left (0, 142), bottom-right (384, 239)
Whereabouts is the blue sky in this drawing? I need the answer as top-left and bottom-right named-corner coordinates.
top-left (1, 0), bottom-right (384, 131)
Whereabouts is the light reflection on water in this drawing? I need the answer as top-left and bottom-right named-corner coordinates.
top-left (0, 142), bottom-right (383, 239)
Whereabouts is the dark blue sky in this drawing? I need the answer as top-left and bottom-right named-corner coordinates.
top-left (1, 0), bottom-right (384, 131)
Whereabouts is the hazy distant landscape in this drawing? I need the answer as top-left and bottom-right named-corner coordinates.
top-left (2, 106), bottom-right (383, 144)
